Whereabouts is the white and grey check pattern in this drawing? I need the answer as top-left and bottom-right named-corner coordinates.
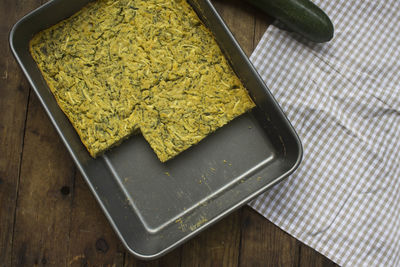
top-left (249, 1), bottom-right (400, 266)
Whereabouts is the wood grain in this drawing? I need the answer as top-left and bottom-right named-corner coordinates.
top-left (67, 172), bottom-right (125, 267)
top-left (0, 0), bottom-right (339, 266)
top-left (0, 0), bottom-right (42, 265)
top-left (11, 89), bottom-right (76, 266)
top-left (299, 243), bottom-right (338, 267)
top-left (239, 207), bottom-right (300, 267)
top-left (180, 211), bottom-right (241, 267)
top-left (212, 0), bottom-right (256, 57)
top-left (124, 242), bottom-right (182, 267)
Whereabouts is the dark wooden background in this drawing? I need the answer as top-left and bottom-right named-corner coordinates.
top-left (0, 0), bottom-right (340, 266)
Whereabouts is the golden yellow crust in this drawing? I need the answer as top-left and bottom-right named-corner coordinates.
top-left (30, 0), bottom-right (255, 161)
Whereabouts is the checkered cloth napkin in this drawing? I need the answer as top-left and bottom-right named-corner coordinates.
top-left (249, 1), bottom-right (400, 266)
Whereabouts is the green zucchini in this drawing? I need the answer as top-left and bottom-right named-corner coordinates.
top-left (246, 0), bottom-right (334, 43)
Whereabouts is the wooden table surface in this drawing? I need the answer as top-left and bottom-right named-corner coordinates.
top-left (1, 0), bottom-right (340, 266)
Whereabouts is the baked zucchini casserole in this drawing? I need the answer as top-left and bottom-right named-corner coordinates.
top-left (30, 0), bottom-right (255, 162)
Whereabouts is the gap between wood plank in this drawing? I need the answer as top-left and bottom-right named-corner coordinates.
top-left (65, 167), bottom-right (77, 267)
top-left (9, 87), bottom-right (31, 267)
top-left (9, 0), bottom-right (47, 264)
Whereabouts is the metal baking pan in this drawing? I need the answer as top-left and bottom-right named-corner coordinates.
top-left (10, 0), bottom-right (302, 260)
